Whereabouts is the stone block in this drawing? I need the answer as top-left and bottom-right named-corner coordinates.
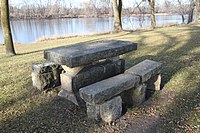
top-left (61, 65), bottom-right (83, 75)
top-left (146, 74), bottom-right (161, 90)
top-left (61, 59), bottom-right (125, 93)
top-left (80, 73), bottom-right (140, 104)
top-left (107, 56), bottom-right (120, 62)
top-left (121, 84), bottom-right (147, 107)
top-left (100, 96), bottom-right (122, 123)
top-left (32, 62), bottom-right (63, 91)
top-left (86, 103), bottom-right (101, 121)
top-left (60, 73), bottom-right (75, 92)
top-left (125, 60), bottom-right (162, 82)
top-left (44, 40), bottom-right (137, 67)
top-left (32, 62), bottom-right (62, 74)
top-left (58, 89), bottom-right (85, 106)
top-left (32, 72), bottom-right (54, 91)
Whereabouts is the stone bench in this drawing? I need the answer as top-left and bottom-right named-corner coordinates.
top-left (79, 59), bottom-right (162, 123)
top-left (122, 59), bottom-right (162, 107)
top-left (125, 59), bottom-right (162, 85)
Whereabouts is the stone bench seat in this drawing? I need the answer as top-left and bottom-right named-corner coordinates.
top-left (79, 73), bottom-right (140, 104)
top-left (125, 59), bottom-right (162, 82)
top-left (125, 59), bottom-right (162, 91)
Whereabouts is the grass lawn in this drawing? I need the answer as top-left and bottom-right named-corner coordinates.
top-left (0, 24), bottom-right (200, 133)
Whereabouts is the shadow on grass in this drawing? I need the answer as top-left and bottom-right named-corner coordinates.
top-left (158, 72), bottom-right (200, 132)
top-left (122, 25), bottom-right (200, 132)
top-left (124, 25), bottom-right (200, 88)
top-left (17, 50), bottom-right (44, 56)
top-left (0, 95), bottom-right (98, 133)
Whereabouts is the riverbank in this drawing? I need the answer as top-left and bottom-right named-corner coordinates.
top-left (34, 23), bottom-right (180, 43)
top-left (9, 13), bottom-right (176, 20)
top-left (0, 23), bottom-right (199, 132)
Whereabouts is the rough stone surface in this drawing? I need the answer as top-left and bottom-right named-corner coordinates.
top-left (60, 59), bottom-right (125, 93)
top-left (44, 40), bottom-right (137, 67)
top-left (60, 73), bottom-right (75, 92)
top-left (100, 96), bottom-right (122, 123)
top-left (32, 62), bottom-right (62, 74)
top-left (58, 89), bottom-right (85, 106)
top-left (86, 103), bottom-right (101, 121)
top-left (32, 62), bottom-right (63, 91)
top-left (125, 59), bottom-right (162, 82)
top-left (146, 74), bottom-right (161, 90)
top-left (32, 72), bottom-right (54, 91)
top-left (80, 73), bottom-right (140, 104)
top-left (61, 65), bottom-right (83, 75)
top-left (121, 84), bottom-right (147, 107)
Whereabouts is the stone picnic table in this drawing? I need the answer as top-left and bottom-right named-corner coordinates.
top-left (32, 40), bottom-right (162, 123)
top-left (44, 40), bottom-right (137, 106)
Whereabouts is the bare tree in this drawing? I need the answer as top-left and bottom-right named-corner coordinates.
top-left (194, 0), bottom-right (200, 23)
top-left (113, 0), bottom-right (123, 32)
top-left (148, 0), bottom-right (156, 28)
top-left (177, 0), bottom-right (186, 24)
top-left (188, 0), bottom-right (195, 24)
top-left (1, 0), bottom-right (16, 56)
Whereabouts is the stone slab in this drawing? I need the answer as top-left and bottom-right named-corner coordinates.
top-left (100, 96), bottom-right (122, 123)
top-left (125, 60), bottom-right (162, 82)
top-left (32, 62), bottom-right (63, 91)
top-left (79, 73), bottom-right (140, 104)
top-left (32, 62), bottom-right (62, 74)
top-left (61, 65), bottom-right (84, 75)
top-left (121, 84), bottom-right (146, 107)
top-left (146, 74), bottom-right (161, 90)
top-left (61, 59), bottom-right (125, 93)
top-left (32, 72), bottom-right (54, 91)
top-left (44, 40), bottom-right (137, 68)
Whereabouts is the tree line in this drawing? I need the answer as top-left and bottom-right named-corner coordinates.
top-left (0, 0), bottom-right (197, 19)
top-left (1, 0), bottom-right (200, 56)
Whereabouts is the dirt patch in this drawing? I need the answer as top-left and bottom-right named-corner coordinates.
top-left (88, 88), bottom-right (177, 133)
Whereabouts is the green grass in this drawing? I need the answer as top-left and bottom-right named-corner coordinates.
top-left (0, 24), bottom-right (200, 133)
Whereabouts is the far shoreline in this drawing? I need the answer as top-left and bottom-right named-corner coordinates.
top-left (9, 13), bottom-right (181, 21)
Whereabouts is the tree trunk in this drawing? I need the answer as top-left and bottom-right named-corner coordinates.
top-left (181, 15), bottom-right (185, 23)
top-left (148, 0), bottom-right (156, 28)
top-left (1, 0), bottom-right (16, 56)
top-left (177, 0), bottom-right (185, 23)
top-left (187, 1), bottom-right (195, 24)
top-left (194, 0), bottom-right (200, 23)
top-left (113, 0), bottom-right (122, 32)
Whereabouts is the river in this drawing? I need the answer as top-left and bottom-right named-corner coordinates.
top-left (0, 15), bottom-right (183, 44)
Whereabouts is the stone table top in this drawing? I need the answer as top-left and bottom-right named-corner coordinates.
top-left (44, 40), bottom-right (137, 68)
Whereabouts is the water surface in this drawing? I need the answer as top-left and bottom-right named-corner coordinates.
top-left (0, 15), bottom-right (183, 44)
